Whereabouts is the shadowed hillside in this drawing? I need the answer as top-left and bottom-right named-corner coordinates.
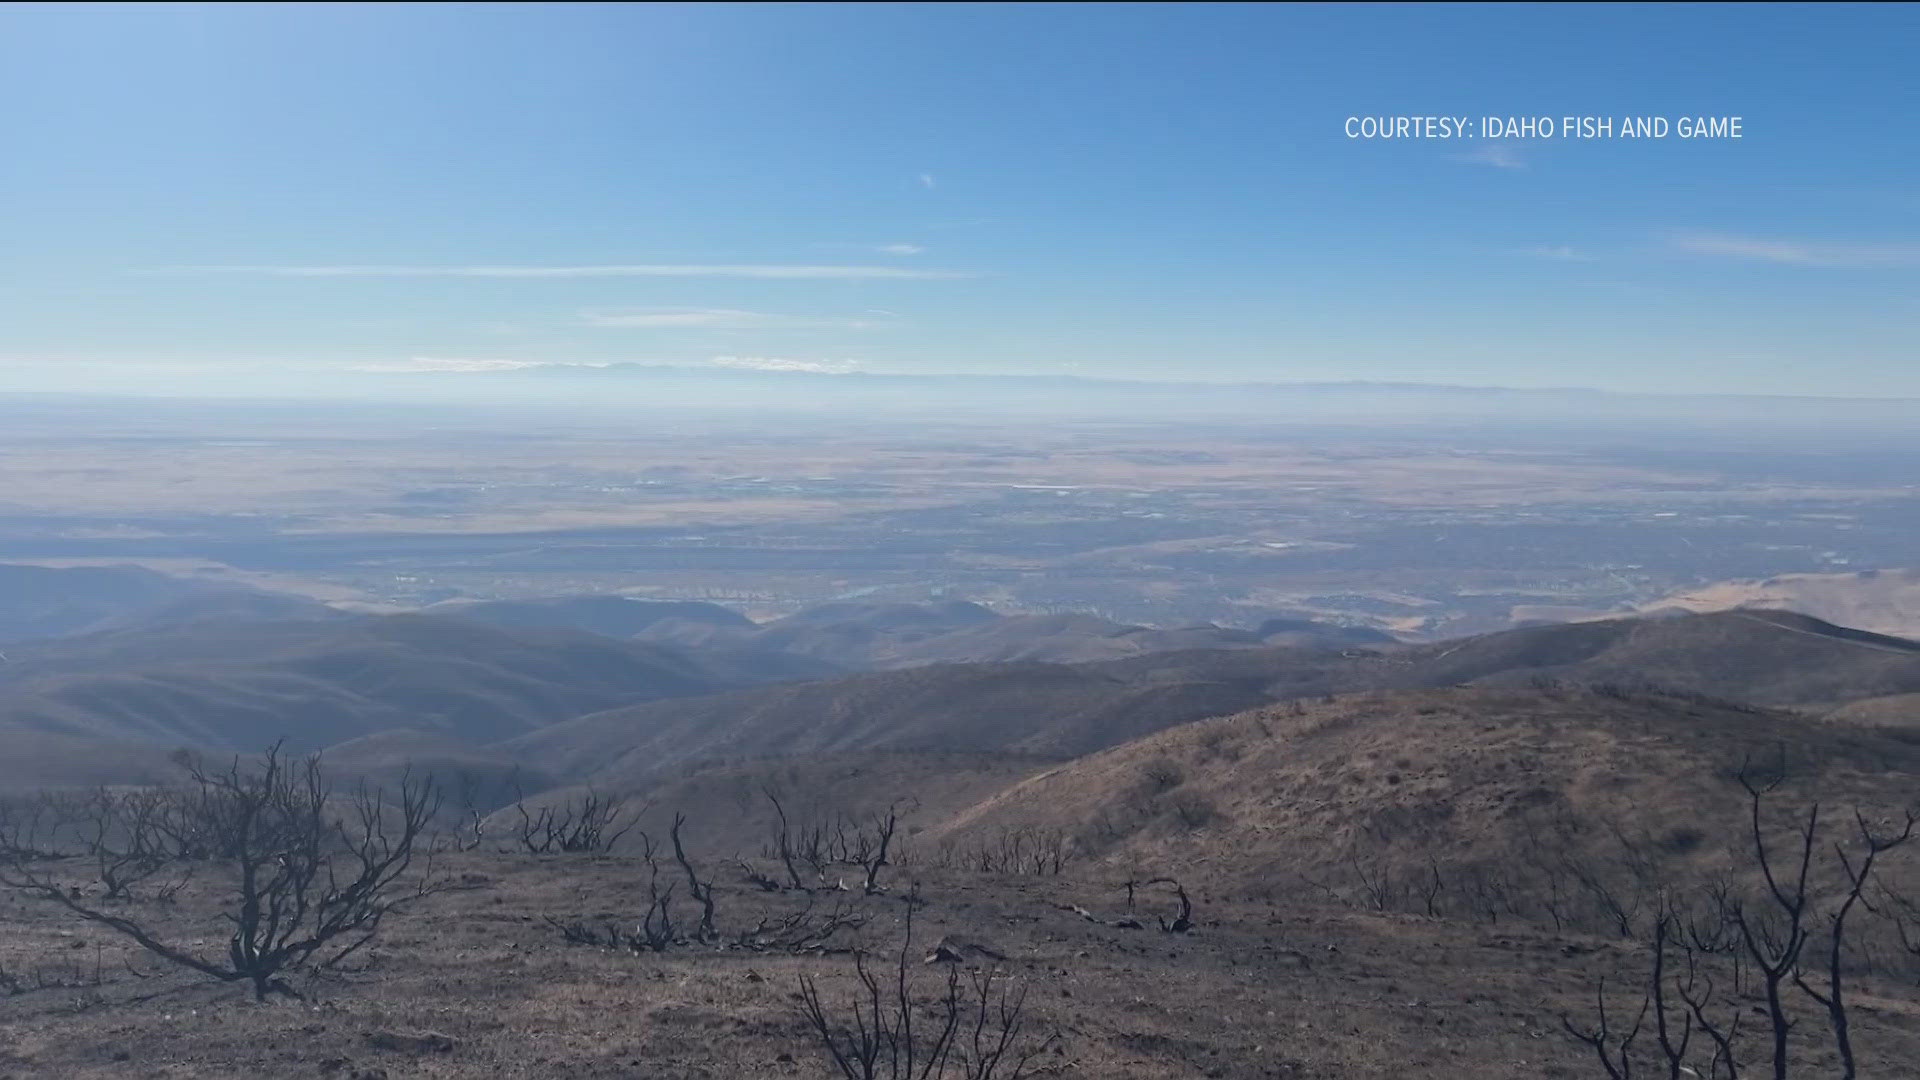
top-left (631, 598), bottom-right (1376, 670)
top-left (500, 661), bottom-right (1273, 786)
top-left (319, 728), bottom-right (562, 813)
top-left (0, 731), bottom-right (191, 792)
top-left (424, 594), bottom-right (754, 638)
top-left (0, 563), bottom-right (335, 643)
top-left (0, 614), bottom-right (831, 750)
top-left (876, 613), bottom-right (1268, 666)
top-left (1099, 609), bottom-right (1920, 708)
top-left (501, 611), bottom-right (1920, 798)
top-left (1391, 609), bottom-right (1920, 705)
top-left (678, 600), bottom-right (1002, 669)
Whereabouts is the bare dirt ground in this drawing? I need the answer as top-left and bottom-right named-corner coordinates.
top-left (3, 851), bottom-right (1915, 1079)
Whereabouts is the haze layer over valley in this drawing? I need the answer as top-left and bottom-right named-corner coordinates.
top-left (6, 390), bottom-right (1916, 641)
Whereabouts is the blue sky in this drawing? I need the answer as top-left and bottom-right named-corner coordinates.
top-left (2, 3), bottom-right (1916, 396)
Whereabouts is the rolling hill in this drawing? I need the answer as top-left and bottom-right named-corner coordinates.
top-left (8, 603), bottom-right (1914, 813)
top-left (1822, 692), bottom-right (1920, 729)
top-left (418, 594), bottom-right (1338, 672)
top-left (1642, 567), bottom-right (1920, 639)
top-left (423, 594), bottom-right (754, 639)
top-left (1097, 609), bottom-right (1920, 708)
top-left (0, 730), bottom-right (192, 792)
top-left (490, 748), bottom-right (1049, 859)
top-left (502, 610), bottom-right (1920, 797)
top-left (631, 599), bottom-right (1376, 670)
top-left (318, 728), bottom-right (560, 813)
top-left (498, 661), bottom-right (1274, 787)
top-left (922, 683), bottom-right (1920, 898)
top-left (874, 613), bottom-right (1269, 666)
top-left (681, 600), bottom-right (1002, 669)
top-left (0, 562), bottom-right (336, 643)
top-left (0, 613), bottom-right (832, 751)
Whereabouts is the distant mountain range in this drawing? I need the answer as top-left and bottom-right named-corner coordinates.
top-left (346, 364), bottom-right (1920, 428)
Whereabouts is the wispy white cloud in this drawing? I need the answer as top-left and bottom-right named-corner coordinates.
top-left (354, 357), bottom-right (582, 373)
top-left (1454, 143), bottom-right (1526, 170)
top-left (877, 242), bottom-right (925, 255)
top-left (918, 173), bottom-right (936, 189)
top-left (709, 355), bottom-right (863, 374)
top-left (350, 355), bottom-right (865, 375)
top-left (164, 263), bottom-right (973, 280)
top-left (1672, 235), bottom-right (1920, 268)
top-left (579, 307), bottom-right (887, 329)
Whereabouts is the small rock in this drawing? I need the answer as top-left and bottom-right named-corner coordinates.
top-left (923, 935), bottom-right (1007, 964)
top-left (364, 1031), bottom-right (456, 1055)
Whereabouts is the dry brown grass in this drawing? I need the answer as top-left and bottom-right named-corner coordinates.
top-left (6, 683), bottom-right (1920, 1077)
top-left (926, 686), bottom-right (1920, 906)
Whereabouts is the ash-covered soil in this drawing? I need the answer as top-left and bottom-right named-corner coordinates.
top-left (3, 851), bottom-right (1915, 1078)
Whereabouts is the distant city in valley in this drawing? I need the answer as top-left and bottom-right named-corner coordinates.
top-left (4, 392), bottom-right (1916, 643)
